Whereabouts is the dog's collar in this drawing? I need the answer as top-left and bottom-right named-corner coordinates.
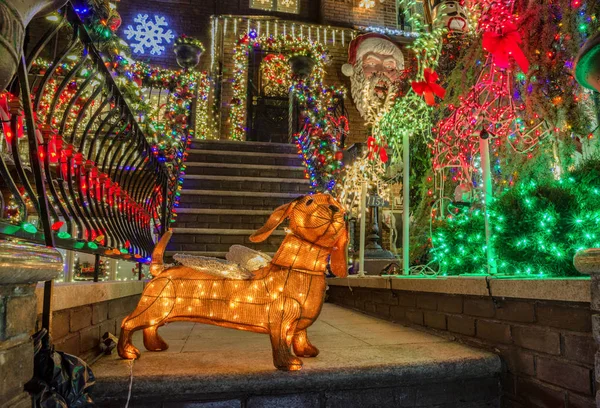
top-left (283, 229), bottom-right (333, 252)
top-left (272, 265), bottom-right (325, 276)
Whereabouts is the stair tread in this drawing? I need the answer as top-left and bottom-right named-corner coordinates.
top-left (172, 227), bottom-right (286, 235)
top-left (165, 251), bottom-right (275, 258)
top-left (188, 149), bottom-right (298, 158)
top-left (179, 189), bottom-right (301, 198)
top-left (191, 140), bottom-right (295, 148)
top-left (185, 162), bottom-right (305, 171)
top-left (176, 209), bottom-right (272, 215)
top-left (192, 139), bottom-right (294, 146)
top-left (185, 175), bottom-right (309, 183)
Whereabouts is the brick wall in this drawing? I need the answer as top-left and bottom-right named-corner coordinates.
top-left (37, 294), bottom-right (141, 360)
top-left (214, 17), bottom-right (369, 143)
top-left (115, 0), bottom-right (399, 69)
top-left (321, 0), bottom-right (398, 29)
top-left (116, 0), bottom-right (320, 70)
top-left (327, 286), bottom-right (597, 408)
top-left (114, 0), bottom-right (405, 143)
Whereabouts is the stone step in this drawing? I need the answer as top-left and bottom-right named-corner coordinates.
top-left (182, 175), bottom-right (310, 194)
top-left (174, 209), bottom-right (271, 230)
top-left (190, 139), bottom-right (298, 154)
top-left (91, 304), bottom-right (501, 407)
top-left (186, 149), bottom-right (304, 167)
top-left (166, 227), bottom-right (284, 253)
top-left (172, 227), bottom-right (286, 236)
top-left (184, 162), bottom-right (306, 179)
top-left (176, 208), bottom-right (273, 215)
top-left (177, 190), bottom-right (300, 210)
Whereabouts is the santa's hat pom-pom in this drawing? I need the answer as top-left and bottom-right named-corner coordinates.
top-left (341, 63), bottom-right (354, 77)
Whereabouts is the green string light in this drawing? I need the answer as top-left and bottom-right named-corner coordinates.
top-left (22, 223), bottom-right (37, 234)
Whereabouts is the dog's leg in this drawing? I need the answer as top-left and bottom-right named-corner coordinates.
top-left (143, 325), bottom-right (169, 351)
top-left (268, 297), bottom-right (303, 371)
top-left (117, 277), bottom-right (175, 359)
top-left (292, 330), bottom-right (319, 357)
top-left (117, 327), bottom-right (140, 360)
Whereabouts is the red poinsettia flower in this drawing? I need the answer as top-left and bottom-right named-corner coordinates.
top-left (367, 136), bottom-right (388, 163)
top-left (411, 69), bottom-right (446, 106)
top-left (482, 22), bottom-right (529, 73)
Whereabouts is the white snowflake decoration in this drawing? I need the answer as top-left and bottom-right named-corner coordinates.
top-left (124, 14), bottom-right (174, 56)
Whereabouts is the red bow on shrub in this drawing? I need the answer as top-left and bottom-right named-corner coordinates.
top-left (411, 69), bottom-right (446, 106)
top-left (367, 136), bottom-right (388, 163)
top-left (482, 22), bottom-right (529, 73)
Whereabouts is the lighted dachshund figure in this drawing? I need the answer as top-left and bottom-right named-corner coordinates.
top-left (117, 193), bottom-right (348, 371)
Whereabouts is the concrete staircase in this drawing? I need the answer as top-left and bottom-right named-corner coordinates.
top-left (166, 140), bottom-right (311, 260)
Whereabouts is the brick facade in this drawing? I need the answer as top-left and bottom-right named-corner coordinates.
top-left (321, 0), bottom-right (398, 28)
top-left (117, 0), bottom-right (320, 70)
top-left (115, 0), bottom-right (408, 144)
top-left (327, 286), bottom-right (597, 408)
top-left (212, 16), bottom-right (370, 143)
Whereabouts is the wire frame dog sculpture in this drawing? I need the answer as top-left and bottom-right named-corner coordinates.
top-left (117, 194), bottom-right (348, 371)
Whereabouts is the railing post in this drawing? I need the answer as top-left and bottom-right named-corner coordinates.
top-left (161, 177), bottom-right (169, 235)
top-left (18, 56), bottom-right (57, 331)
top-left (93, 253), bottom-right (100, 282)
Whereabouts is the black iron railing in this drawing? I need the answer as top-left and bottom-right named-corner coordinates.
top-left (0, 5), bottom-right (172, 264)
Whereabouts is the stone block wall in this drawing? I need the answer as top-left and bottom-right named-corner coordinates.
top-left (37, 295), bottom-right (141, 360)
top-left (327, 285), bottom-right (597, 408)
top-left (0, 284), bottom-right (36, 408)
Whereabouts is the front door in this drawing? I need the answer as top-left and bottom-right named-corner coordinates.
top-left (247, 51), bottom-right (300, 143)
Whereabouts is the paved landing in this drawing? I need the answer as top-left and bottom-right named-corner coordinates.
top-left (91, 304), bottom-right (501, 407)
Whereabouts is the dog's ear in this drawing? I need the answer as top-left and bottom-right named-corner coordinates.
top-left (329, 228), bottom-right (349, 277)
top-left (249, 199), bottom-right (298, 242)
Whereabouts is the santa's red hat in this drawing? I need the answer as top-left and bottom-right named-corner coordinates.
top-left (342, 33), bottom-right (404, 77)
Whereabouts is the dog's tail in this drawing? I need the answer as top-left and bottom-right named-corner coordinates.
top-left (149, 230), bottom-right (172, 277)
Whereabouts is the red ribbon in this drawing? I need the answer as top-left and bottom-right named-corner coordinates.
top-left (482, 22), bottom-right (529, 73)
top-left (367, 136), bottom-right (388, 163)
top-left (411, 69), bottom-right (446, 106)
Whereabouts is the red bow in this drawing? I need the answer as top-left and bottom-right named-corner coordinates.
top-left (482, 22), bottom-right (529, 73)
top-left (411, 69), bottom-right (446, 106)
top-left (367, 136), bottom-right (388, 163)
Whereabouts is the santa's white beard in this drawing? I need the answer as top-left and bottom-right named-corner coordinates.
top-left (350, 67), bottom-right (398, 124)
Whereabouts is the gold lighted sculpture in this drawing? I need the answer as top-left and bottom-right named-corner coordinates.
top-left (118, 194), bottom-right (348, 370)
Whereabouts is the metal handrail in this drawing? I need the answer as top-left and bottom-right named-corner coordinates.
top-left (0, 2), bottom-right (175, 263)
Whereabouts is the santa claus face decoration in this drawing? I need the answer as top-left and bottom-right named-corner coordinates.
top-left (432, 1), bottom-right (469, 33)
top-left (342, 34), bottom-right (405, 124)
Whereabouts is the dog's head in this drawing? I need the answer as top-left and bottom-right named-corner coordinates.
top-left (250, 194), bottom-right (348, 277)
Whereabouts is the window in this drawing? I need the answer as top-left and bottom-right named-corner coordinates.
top-left (396, 0), bottom-right (425, 31)
top-left (250, 0), bottom-right (300, 14)
top-left (260, 54), bottom-right (291, 97)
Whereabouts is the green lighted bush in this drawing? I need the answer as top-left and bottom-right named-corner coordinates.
top-left (431, 160), bottom-right (600, 277)
top-left (430, 205), bottom-right (490, 276)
